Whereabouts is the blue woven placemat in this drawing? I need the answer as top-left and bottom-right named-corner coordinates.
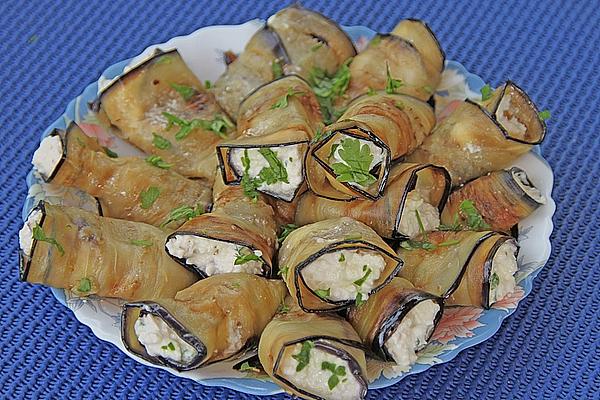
top-left (1, 0), bottom-right (598, 399)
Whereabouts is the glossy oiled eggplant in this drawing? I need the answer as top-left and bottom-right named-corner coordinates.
top-left (19, 202), bottom-right (197, 300)
top-left (33, 123), bottom-right (212, 228)
top-left (121, 273), bottom-right (286, 371)
top-left (98, 49), bottom-right (236, 180)
top-left (398, 230), bottom-right (517, 308)
top-left (441, 167), bottom-right (546, 232)
top-left (279, 217), bottom-right (402, 313)
top-left (258, 303), bottom-right (368, 400)
top-left (297, 163), bottom-right (451, 239)
top-left (407, 81), bottom-right (547, 185)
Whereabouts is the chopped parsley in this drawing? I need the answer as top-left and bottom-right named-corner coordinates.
top-left (437, 213), bottom-right (462, 231)
top-left (204, 80), bottom-right (212, 89)
top-left (399, 240), bottom-right (437, 251)
top-left (32, 225), bottom-right (64, 255)
top-left (278, 224), bottom-right (298, 244)
top-left (538, 110), bottom-right (551, 121)
top-left (338, 253), bottom-right (345, 262)
top-left (394, 101), bottom-right (405, 110)
top-left (314, 288), bottom-right (331, 299)
top-left (234, 247), bottom-right (261, 265)
top-left (240, 149), bottom-right (260, 202)
top-left (321, 361), bottom-right (347, 390)
top-left (370, 35), bottom-right (382, 46)
top-left (459, 200), bottom-right (490, 230)
top-left (162, 112), bottom-right (232, 140)
top-left (331, 138), bottom-right (377, 186)
top-left (292, 340), bottom-right (314, 372)
top-left (309, 58), bottom-right (352, 124)
top-left (438, 239), bottom-right (461, 247)
top-left (271, 88), bottom-right (304, 110)
top-left (385, 62), bottom-right (403, 94)
top-left (161, 204), bottom-right (204, 228)
top-left (130, 239), bottom-right (153, 247)
top-left (169, 83), bottom-right (197, 101)
top-left (272, 59), bottom-right (284, 80)
top-left (480, 84), bottom-right (493, 101)
top-left (344, 234), bottom-right (362, 241)
top-left (161, 342), bottom-right (176, 351)
top-left (145, 155), bottom-right (172, 169)
top-left (423, 85), bottom-right (434, 94)
top-left (139, 186), bottom-right (160, 209)
top-left (103, 146), bottom-right (118, 158)
top-left (152, 133), bottom-right (172, 150)
top-left (366, 87), bottom-right (376, 96)
top-left (490, 272), bottom-right (500, 291)
top-left (353, 266), bottom-right (372, 287)
top-left (78, 277), bottom-right (92, 293)
top-left (277, 302), bottom-right (290, 314)
top-left (239, 148), bottom-right (289, 201)
top-left (278, 265), bottom-right (289, 278)
top-left (354, 292), bottom-right (366, 307)
top-left (156, 55), bottom-right (172, 65)
top-left (310, 42), bottom-right (324, 52)
top-left (310, 127), bottom-right (326, 144)
top-left (239, 361), bottom-right (261, 373)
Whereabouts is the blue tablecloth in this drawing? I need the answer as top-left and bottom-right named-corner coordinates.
top-left (1, 0), bottom-right (598, 399)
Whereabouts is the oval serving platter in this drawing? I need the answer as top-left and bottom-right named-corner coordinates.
top-left (22, 19), bottom-right (555, 396)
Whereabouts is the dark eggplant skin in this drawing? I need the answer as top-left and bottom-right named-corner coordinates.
top-left (121, 301), bottom-right (207, 371)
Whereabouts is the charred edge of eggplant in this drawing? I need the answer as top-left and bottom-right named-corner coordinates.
top-left (311, 126), bottom-right (391, 201)
top-left (504, 167), bottom-right (545, 207)
top-left (164, 230), bottom-right (272, 278)
top-left (238, 74), bottom-right (314, 110)
top-left (256, 26), bottom-right (292, 66)
top-left (482, 237), bottom-right (517, 309)
top-left (373, 292), bottom-right (444, 361)
top-left (121, 301), bottom-right (207, 371)
top-left (217, 139), bottom-right (310, 203)
top-left (94, 197), bottom-right (104, 216)
top-left (404, 18), bottom-right (446, 72)
top-left (272, 336), bottom-right (367, 400)
top-left (19, 201), bottom-right (47, 282)
top-left (294, 241), bottom-right (403, 313)
top-left (373, 33), bottom-right (420, 54)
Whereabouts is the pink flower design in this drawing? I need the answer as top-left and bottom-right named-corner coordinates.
top-left (354, 36), bottom-right (370, 53)
top-left (436, 99), bottom-right (463, 122)
top-left (78, 122), bottom-right (114, 148)
top-left (492, 286), bottom-right (525, 311)
top-left (431, 306), bottom-right (484, 344)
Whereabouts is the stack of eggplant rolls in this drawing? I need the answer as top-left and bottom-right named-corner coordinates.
top-left (19, 5), bottom-right (548, 400)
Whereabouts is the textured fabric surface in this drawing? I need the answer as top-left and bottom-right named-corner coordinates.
top-left (1, 0), bottom-right (598, 399)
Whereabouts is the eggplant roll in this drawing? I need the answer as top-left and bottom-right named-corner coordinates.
top-left (345, 20), bottom-right (444, 102)
top-left (297, 163), bottom-right (451, 239)
top-left (279, 217), bottom-right (402, 312)
top-left (347, 278), bottom-right (443, 372)
top-left (398, 230), bottom-right (519, 308)
top-left (407, 81), bottom-right (547, 185)
top-left (32, 123), bottom-right (212, 228)
top-left (165, 179), bottom-right (277, 278)
top-left (18, 202), bottom-right (197, 299)
top-left (258, 305), bottom-right (368, 400)
top-left (122, 273), bottom-right (286, 371)
top-left (98, 49), bottom-right (236, 180)
top-left (441, 167), bottom-right (546, 232)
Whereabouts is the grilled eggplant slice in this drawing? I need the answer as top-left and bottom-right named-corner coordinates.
top-left (297, 163), bottom-right (451, 239)
top-left (347, 278), bottom-right (443, 373)
top-left (407, 81), bottom-right (547, 185)
top-left (31, 123), bottom-right (212, 228)
top-left (258, 303), bottom-right (368, 400)
top-left (18, 202), bottom-right (197, 300)
top-left (441, 167), bottom-right (545, 232)
top-left (398, 230), bottom-right (518, 308)
top-left (98, 49), bottom-right (236, 180)
top-left (279, 217), bottom-right (402, 312)
top-left (122, 273), bottom-right (286, 371)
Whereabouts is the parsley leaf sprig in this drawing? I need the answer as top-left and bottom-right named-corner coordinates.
top-left (161, 342), bottom-right (176, 351)
top-left (271, 59), bottom-right (284, 80)
top-left (234, 247), bottom-right (262, 265)
top-left (152, 133), bottom-right (172, 150)
top-left (292, 341), bottom-right (314, 372)
top-left (538, 110), bottom-right (551, 121)
top-left (161, 204), bottom-right (205, 228)
top-left (309, 58), bottom-right (352, 124)
top-left (32, 225), bottom-right (64, 255)
top-left (240, 148), bottom-right (289, 201)
top-left (78, 277), bottom-right (92, 293)
top-left (277, 224), bottom-right (298, 244)
top-left (321, 361), bottom-right (347, 390)
top-left (314, 288), bottom-right (331, 299)
top-left (480, 84), bottom-right (493, 101)
top-left (271, 88), bottom-right (305, 110)
top-left (353, 265), bottom-right (372, 287)
top-left (162, 112), bottom-right (232, 140)
top-left (139, 186), bottom-right (160, 209)
top-left (145, 155), bottom-right (172, 169)
top-left (330, 138), bottom-right (377, 187)
top-left (169, 83), bottom-right (197, 101)
top-left (103, 146), bottom-right (118, 158)
top-left (130, 239), bottom-right (153, 247)
top-left (385, 62), bottom-right (403, 94)
top-left (400, 210), bottom-right (461, 251)
top-left (459, 200), bottom-right (490, 230)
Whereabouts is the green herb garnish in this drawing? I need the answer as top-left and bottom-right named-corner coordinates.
top-left (311, 42), bottom-right (324, 52)
top-left (355, 292), bottom-right (366, 307)
top-left (103, 146), bottom-right (118, 158)
top-left (239, 148), bottom-right (289, 201)
top-left (271, 88), bottom-right (304, 110)
top-left (338, 253), bottom-right (345, 262)
top-left (490, 272), bottom-right (500, 291)
top-left (328, 143), bottom-right (340, 159)
top-left (239, 361), bottom-right (260, 373)
top-left (162, 112), bottom-right (232, 140)
top-left (437, 213), bottom-right (462, 231)
top-left (309, 58), bottom-right (352, 124)
top-left (370, 35), bottom-right (382, 46)
top-left (459, 200), bottom-right (490, 230)
top-left (310, 127), bottom-right (326, 144)
top-left (438, 239), bottom-right (461, 247)
top-left (385, 62), bottom-right (403, 94)
top-left (366, 87), bottom-right (376, 96)
top-left (152, 133), bottom-right (172, 150)
top-left (314, 288), bottom-right (331, 299)
top-left (161, 204), bottom-right (204, 228)
top-left (240, 149), bottom-right (260, 202)
top-left (394, 101), bottom-right (405, 110)
top-left (156, 55), bottom-right (172, 64)
top-left (139, 186), bottom-right (160, 209)
top-left (353, 267), bottom-right (372, 287)
top-left (538, 110), bottom-right (551, 121)
top-left (78, 277), bottom-right (92, 293)
top-left (321, 361), bottom-right (347, 390)
top-left (480, 84), bottom-right (493, 101)
top-left (145, 155), bottom-right (172, 169)
top-left (399, 240), bottom-right (438, 251)
top-left (272, 59), bottom-right (284, 80)
top-left (32, 225), bottom-right (64, 255)
top-left (278, 224), bottom-right (298, 244)
top-left (234, 248), bottom-right (261, 265)
top-left (292, 341), bottom-right (314, 372)
top-left (169, 83), bottom-right (197, 101)
top-left (161, 342), bottom-right (176, 351)
top-left (130, 239), bottom-right (152, 247)
top-left (277, 302), bottom-right (290, 314)
top-left (278, 265), bottom-right (289, 278)
top-left (331, 138), bottom-right (377, 186)
top-left (204, 80), bottom-right (212, 89)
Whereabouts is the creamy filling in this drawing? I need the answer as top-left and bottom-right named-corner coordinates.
top-left (18, 209), bottom-right (43, 257)
top-left (512, 169), bottom-right (546, 204)
top-left (398, 191), bottom-right (440, 238)
top-left (134, 313), bottom-right (198, 364)
top-left (496, 95), bottom-right (527, 136)
top-left (165, 235), bottom-right (263, 276)
top-left (302, 249), bottom-right (386, 302)
top-left (32, 135), bottom-right (63, 180)
top-left (330, 137), bottom-right (386, 188)
top-left (281, 343), bottom-right (363, 400)
top-left (384, 300), bottom-right (440, 373)
top-left (489, 241), bottom-right (518, 304)
top-left (230, 144), bottom-right (304, 201)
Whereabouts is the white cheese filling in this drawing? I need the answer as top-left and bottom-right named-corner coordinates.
top-left (134, 313), bottom-right (198, 364)
top-left (512, 169), bottom-right (546, 204)
top-left (496, 95), bottom-right (527, 136)
top-left (397, 191), bottom-right (440, 238)
top-left (32, 135), bottom-right (63, 180)
top-left (489, 241), bottom-right (518, 304)
top-left (18, 209), bottom-right (43, 257)
top-left (384, 300), bottom-right (440, 373)
top-left (165, 235), bottom-right (263, 276)
top-left (302, 249), bottom-right (386, 302)
top-left (230, 144), bottom-right (304, 201)
top-left (281, 343), bottom-right (363, 400)
top-left (330, 137), bottom-right (386, 188)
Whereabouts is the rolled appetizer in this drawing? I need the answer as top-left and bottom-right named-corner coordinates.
top-left (398, 230), bottom-right (519, 308)
top-left (407, 81), bottom-right (547, 185)
top-left (122, 273), bottom-right (286, 371)
top-left (279, 217), bottom-right (402, 312)
top-left (441, 167), bottom-right (546, 232)
top-left (347, 277), bottom-right (444, 374)
top-left (258, 303), bottom-right (368, 400)
top-left (98, 49), bottom-right (236, 180)
top-left (165, 179), bottom-right (277, 278)
top-left (19, 202), bottom-right (197, 300)
top-left (297, 163), bottom-right (451, 239)
top-left (32, 123), bottom-right (212, 228)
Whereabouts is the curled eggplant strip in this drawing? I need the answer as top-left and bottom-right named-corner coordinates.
top-left (122, 273), bottom-right (286, 371)
top-left (258, 303), bottom-right (368, 400)
top-left (297, 163), bottom-right (450, 239)
top-left (32, 123), bottom-right (212, 228)
top-left (98, 49), bottom-right (236, 180)
top-left (407, 81), bottom-right (547, 185)
top-left (19, 202), bottom-right (197, 300)
top-left (398, 230), bottom-right (518, 308)
top-left (279, 217), bottom-right (402, 313)
top-left (441, 167), bottom-right (545, 232)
